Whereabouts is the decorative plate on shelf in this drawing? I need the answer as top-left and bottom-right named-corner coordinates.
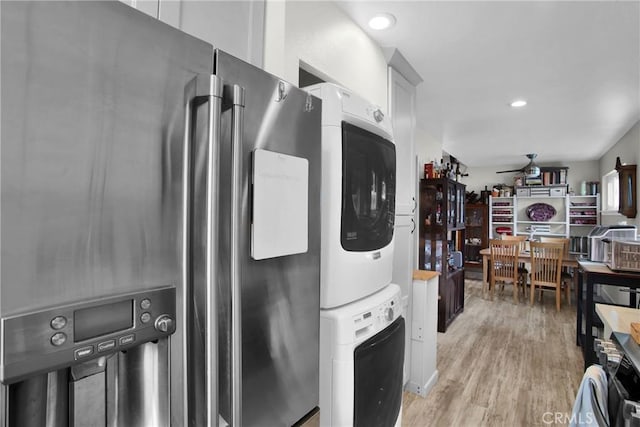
top-left (526, 203), bottom-right (556, 221)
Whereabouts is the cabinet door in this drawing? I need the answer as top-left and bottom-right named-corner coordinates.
top-left (392, 215), bottom-right (417, 300)
top-left (455, 184), bottom-right (464, 226)
top-left (158, 0), bottom-right (265, 67)
top-left (391, 214), bottom-right (416, 385)
top-left (437, 272), bottom-right (465, 333)
top-left (119, 0), bottom-right (159, 18)
top-left (453, 271), bottom-right (465, 315)
top-left (388, 68), bottom-right (417, 216)
top-left (438, 277), bottom-right (453, 332)
top-left (465, 204), bottom-right (488, 264)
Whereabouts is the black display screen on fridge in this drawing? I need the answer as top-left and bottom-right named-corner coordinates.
top-left (74, 300), bottom-right (133, 342)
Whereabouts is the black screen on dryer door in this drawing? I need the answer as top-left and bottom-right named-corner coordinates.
top-left (341, 121), bottom-right (396, 252)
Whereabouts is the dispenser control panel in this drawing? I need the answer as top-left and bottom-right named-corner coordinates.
top-left (0, 285), bottom-right (176, 384)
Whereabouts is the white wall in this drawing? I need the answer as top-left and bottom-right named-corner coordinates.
top-left (415, 127), bottom-right (443, 172)
top-left (414, 127), bottom-right (601, 197)
top-left (263, 0), bottom-right (388, 112)
top-left (263, 0), bottom-right (639, 228)
top-left (459, 160), bottom-right (600, 196)
top-left (598, 120), bottom-right (640, 228)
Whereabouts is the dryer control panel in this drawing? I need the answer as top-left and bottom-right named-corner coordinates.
top-left (351, 287), bottom-right (401, 342)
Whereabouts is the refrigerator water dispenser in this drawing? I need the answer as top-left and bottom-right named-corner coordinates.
top-left (1, 286), bottom-right (176, 426)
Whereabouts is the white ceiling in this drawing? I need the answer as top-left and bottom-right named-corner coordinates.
top-left (335, 1), bottom-right (640, 169)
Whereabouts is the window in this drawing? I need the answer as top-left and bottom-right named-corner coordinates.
top-left (602, 170), bottom-right (619, 213)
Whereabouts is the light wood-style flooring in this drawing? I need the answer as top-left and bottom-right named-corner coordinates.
top-left (402, 277), bottom-right (584, 427)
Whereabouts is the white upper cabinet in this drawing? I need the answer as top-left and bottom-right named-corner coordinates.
top-left (388, 67), bottom-right (417, 216)
top-left (121, 0), bottom-right (265, 67)
top-left (119, 0), bottom-right (159, 19)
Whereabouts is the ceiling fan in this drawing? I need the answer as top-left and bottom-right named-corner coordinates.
top-left (496, 153), bottom-right (541, 178)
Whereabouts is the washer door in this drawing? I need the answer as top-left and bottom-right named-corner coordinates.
top-left (353, 316), bottom-right (405, 427)
top-left (341, 122), bottom-right (396, 252)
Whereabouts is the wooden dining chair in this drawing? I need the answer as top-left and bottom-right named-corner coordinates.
top-left (529, 241), bottom-right (566, 311)
top-left (500, 235), bottom-right (529, 295)
top-left (489, 239), bottom-right (521, 303)
top-left (539, 236), bottom-right (573, 305)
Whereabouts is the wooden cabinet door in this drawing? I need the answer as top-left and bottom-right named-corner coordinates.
top-left (465, 203), bottom-right (488, 266)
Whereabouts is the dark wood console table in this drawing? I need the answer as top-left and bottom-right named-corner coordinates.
top-left (577, 260), bottom-right (639, 370)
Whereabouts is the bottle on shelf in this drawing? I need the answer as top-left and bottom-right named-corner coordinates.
top-left (433, 158), bottom-right (442, 178)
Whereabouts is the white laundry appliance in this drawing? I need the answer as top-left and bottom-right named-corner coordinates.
top-left (319, 283), bottom-right (404, 427)
top-left (305, 83), bottom-right (396, 308)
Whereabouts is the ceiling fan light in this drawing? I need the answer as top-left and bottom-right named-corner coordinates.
top-left (525, 165), bottom-right (540, 178)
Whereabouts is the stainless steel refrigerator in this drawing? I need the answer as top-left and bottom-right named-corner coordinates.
top-left (1, 2), bottom-right (321, 426)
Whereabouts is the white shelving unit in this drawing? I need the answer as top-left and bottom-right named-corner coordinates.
top-left (489, 194), bottom-right (600, 247)
top-left (568, 195), bottom-right (600, 227)
top-left (515, 194), bottom-right (568, 238)
top-left (568, 194), bottom-right (600, 255)
top-left (489, 196), bottom-right (515, 238)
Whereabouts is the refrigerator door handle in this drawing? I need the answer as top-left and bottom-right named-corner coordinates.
top-left (229, 84), bottom-right (246, 427)
top-left (183, 73), bottom-right (223, 427)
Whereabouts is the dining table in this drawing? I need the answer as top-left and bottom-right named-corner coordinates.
top-left (479, 247), bottom-right (581, 298)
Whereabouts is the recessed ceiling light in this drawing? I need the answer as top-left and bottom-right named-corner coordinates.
top-left (510, 99), bottom-right (527, 108)
top-left (368, 13), bottom-right (396, 30)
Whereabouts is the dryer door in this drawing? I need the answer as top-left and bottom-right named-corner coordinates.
top-left (353, 316), bottom-right (405, 427)
top-left (341, 122), bottom-right (396, 252)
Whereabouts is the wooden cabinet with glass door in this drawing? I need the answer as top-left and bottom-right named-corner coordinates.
top-left (419, 178), bottom-right (465, 333)
top-left (464, 203), bottom-right (488, 267)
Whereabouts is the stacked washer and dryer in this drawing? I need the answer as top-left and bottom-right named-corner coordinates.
top-left (305, 83), bottom-right (404, 427)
